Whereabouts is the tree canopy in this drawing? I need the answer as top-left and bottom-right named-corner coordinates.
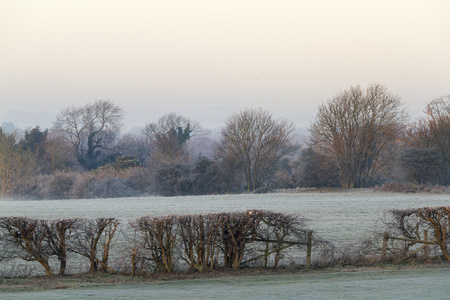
top-left (54, 100), bottom-right (124, 170)
top-left (309, 84), bottom-right (406, 188)
top-left (142, 113), bottom-right (200, 165)
top-left (406, 95), bottom-right (450, 185)
top-left (216, 108), bottom-right (298, 192)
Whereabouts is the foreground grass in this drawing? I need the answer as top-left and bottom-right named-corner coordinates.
top-left (2, 261), bottom-right (450, 292)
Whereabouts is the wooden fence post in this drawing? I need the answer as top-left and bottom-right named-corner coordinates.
top-left (423, 230), bottom-right (429, 260)
top-left (382, 232), bottom-right (389, 261)
top-left (306, 232), bottom-right (312, 269)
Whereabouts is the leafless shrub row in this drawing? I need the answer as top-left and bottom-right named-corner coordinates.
top-left (6, 207), bottom-right (447, 278)
top-left (0, 211), bottom-right (311, 277)
top-left (128, 211), bottom-right (311, 275)
top-left (298, 206), bottom-right (450, 268)
top-left (375, 182), bottom-right (450, 194)
top-left (371, 206), bottom-right (450, 262)
top-left (0, 217), bottom-right (119, 277)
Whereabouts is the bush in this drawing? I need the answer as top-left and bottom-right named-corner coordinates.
top-left (378, 207), bottom-right (450, 262)
top-left (191, 157), bottom-right (220, 195)
top-left (70, 172), bottom-right (93, 199)
top-left (84, 177), bottom-right (137, 199)
top-left (12, 175), bottom-right (44, 200)
top-left (374, 182), bottom-right (415, 193)
top-left (130, 211), bottom-right (312, 273)
top-left (375, 182), bottom-right (450, 193)
top-left (126, 167), bottom-right (152, 195)
top-left (152, 164), bottom-right (192, 196)
top-left (43, 171), bottom-right (77, 199)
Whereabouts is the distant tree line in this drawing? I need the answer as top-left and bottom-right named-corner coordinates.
top-left (307, 85), bottom-right (450, 189)
top-left (1, 84), bottom-right (449, 199)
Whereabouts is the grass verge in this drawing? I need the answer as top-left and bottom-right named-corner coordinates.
top-left (2, 261), bottom-right (450, 292)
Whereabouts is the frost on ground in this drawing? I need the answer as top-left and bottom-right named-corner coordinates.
top-left (2, 265), bottom-right (450, 299)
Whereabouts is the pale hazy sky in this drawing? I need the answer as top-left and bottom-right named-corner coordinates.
top-left (1, 0), bottom-right (449, 130)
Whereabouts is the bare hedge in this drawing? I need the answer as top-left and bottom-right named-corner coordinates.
top-left (0, 211), bottom-right (311, 277)
top-left (5, 207), bottom-right (448, 278)
top-left (379, 206), bottom-right (450, 261)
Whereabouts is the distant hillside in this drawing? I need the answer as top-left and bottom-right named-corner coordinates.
top-left (1, 110), bottom-right (55, 131)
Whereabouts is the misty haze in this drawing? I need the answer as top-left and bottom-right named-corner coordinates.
top-left (1, 1), bottom-right (450, 299)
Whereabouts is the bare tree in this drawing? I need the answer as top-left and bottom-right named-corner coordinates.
top-left (115, 133), bottom-right (150, 164)
top-left (0, 131), bottom-right (20, 197)
top-left (407, 96), bottom-right (450, 184)
top-left (132, 215), bottom-right (179, 273)
top-left (0, 131), bottom-right (39, 198)
top-left (142, 113), bottom-right (200, 166)
top-left (0, 217), bottom-right (54, 277)
top-left (53, 100), bottom-right (124, 170)
top-left (71, 218), bottom-right (120, 273)
top-left (220, 211), bottom-right (262, 269)
top-left (383, 207), bottom-right (450, 261)
top-left (44, 130), bottom-right (74, 171)
top-left (309, 84), bottom-right (406, 188)
top-left (257, 211), bottom-right (308, 268)
top-left (294, 147), bottom-right (339, 188)
top-left (178, 214), bottom-right (222, 271)
top-left (416, 207), bottom-right (450, 260)
top-left (44, 218), bottom-right (80, 276)
top-left (216, 108), bottom-right (297, 192)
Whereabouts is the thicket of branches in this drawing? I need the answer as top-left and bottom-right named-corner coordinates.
top-left (309, 84), bottom-right (407, 188)
top-left (216, 108), bottom-right (298, 192)
top-left (1, 88), bottom-right (449, 200)
top-left (0, 211), bottom-right (313, 277)
top-left (378, 206), bottom-right (450, 261)
top-left (3, 206), bottom-right (450, 278)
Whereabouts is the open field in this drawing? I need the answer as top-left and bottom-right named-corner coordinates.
top-left (2, 264), bottom-right (450, 299)
top-left (2, 190), bottom-right (450, 298)
top-left (2, 190), bottom-right (450, 242)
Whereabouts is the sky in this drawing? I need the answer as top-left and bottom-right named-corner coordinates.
top-left (1, 0), bottom-right (449, 131)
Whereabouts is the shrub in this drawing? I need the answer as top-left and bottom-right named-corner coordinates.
top-left (380, 207), bottom-right (450, 262)
top-left (190, 158), bottom-right (220, 195)
top-left (83, 177), bottom-right (137, 199)
top-left (126, 167), bottom-right (152, 195)
top-left (375, 182), bottom-right (415, 193)
top-left (70, 172), bottom-right (93, 199)
top-left (0, 211), bottom-right (316, 277)
top-left (153, 164), bottom-right (192, 196)
top-left (0, 217), bottom-right (54, 277)
top-left (376, 182), bottom-right (450, 194)
top-left (43, 171), bottom-right (77, 199)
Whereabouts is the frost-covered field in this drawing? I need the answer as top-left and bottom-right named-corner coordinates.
top-left (2, 190), bottom-right (450, 242)
top-left (2, 190), bottom-right (450, 299)
top-left (0, 190), bottom-right (450, 299)
top-left (3, 267), bottom-right (450, 299)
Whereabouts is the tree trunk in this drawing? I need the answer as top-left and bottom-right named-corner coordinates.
top-left (89, 256), bottom-right (98, 273)
top-left (39, 259), bottom-right (54, 277)
top-left (59, 257), bottom-right (66, 276)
